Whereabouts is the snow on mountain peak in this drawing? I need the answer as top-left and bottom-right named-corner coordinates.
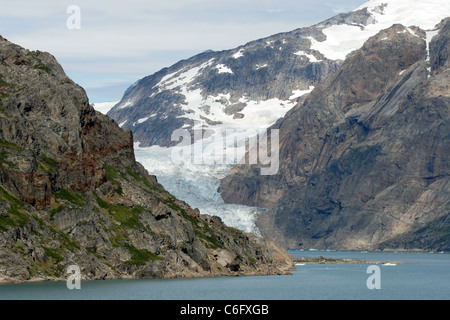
top-left (105, 0), bottom-right (449, 235)
top-left (357, 0), bottom-right (449, 29)
top-left (311, 0), bottom-right (449, 60)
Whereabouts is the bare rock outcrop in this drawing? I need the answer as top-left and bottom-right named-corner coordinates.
top-left (0, 36), bottom-right (293, 283)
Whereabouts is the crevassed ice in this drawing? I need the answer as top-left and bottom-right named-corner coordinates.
top-left (132, 86), bottom-right (316, 234)
top-left (134, 142), bottom-right (265, 236)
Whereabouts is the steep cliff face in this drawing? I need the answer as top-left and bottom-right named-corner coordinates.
top-left (219, 20), bottom-right (450, 251)
top-left (0, 35), bottom-right (137, 209)
top-left (0, 36), bottom-right (293, 283)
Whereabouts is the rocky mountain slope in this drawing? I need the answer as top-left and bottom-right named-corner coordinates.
top-left (107, 0), bottom-right (450, 149)
top-left (0, 36), bottom-right (293, 283)
top-left (220, 19), bottom-right (450, 251)
top-left (103, 0), bottom-right (449, 252)
top-left (106, 8), bottom-right (377, 147)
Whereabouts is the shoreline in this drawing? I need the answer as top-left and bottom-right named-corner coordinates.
top-left (293, 256), bottom-right (404, 265)
top-left (0, 268), bottom-right (294, 286)
top-left (6, 250), bottom-right (447, 285)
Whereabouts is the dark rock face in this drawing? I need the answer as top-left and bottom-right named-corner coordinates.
top-left (0, 36), bottom-right (293, 283)
top-left (219, 21), bottom-right (450, 251)
top-left (106, 9), bottom-right (374, 147)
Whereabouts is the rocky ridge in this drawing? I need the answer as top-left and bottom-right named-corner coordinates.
top-left (0, 36), bottom-right (293, 284)
top-left (106, 8), bottom-right (379, 147)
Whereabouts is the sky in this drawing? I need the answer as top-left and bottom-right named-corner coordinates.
top-left (0, 0), bottom-right (367, 103)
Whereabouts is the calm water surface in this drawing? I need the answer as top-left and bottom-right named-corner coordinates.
top-left (0, 251), bottom-right (448, 300)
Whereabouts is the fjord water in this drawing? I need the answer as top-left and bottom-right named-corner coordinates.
top-left (1, 251), bottom-right (449, 300)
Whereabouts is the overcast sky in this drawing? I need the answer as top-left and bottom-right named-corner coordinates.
top-left (0, 0), bottom-right (367, 103)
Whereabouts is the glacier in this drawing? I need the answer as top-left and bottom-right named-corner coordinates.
top-left (134, 143), bottom-right (266, 235)
top-left (96, 0), bottom-right (450, 236)
top-left (95, 82), bottom-right (310, 235)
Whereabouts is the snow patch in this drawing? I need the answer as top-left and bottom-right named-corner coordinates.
top-left (216, 64), bottom-right (234, 74)
top-left (232, 49), bottom-right (244, 59)
top-left (311, 0), bottom-right (450, 61)
top-left (406, 27), bottom-right (421, 38)
top-left (289, 86), bottom-right (315, 100)
top-left (310, 24), bottom-right (373, 61)
top-left (237, 98), bottom-right (297, 129)
top-left (133, 115), bottom-right (156, 126)
top-left (118, 100), bottom-right (135, 110)
top-left (157, 59), bottom-right (216, 91)
top-left (255, 64), bottom-right (268, 70)
top-left (425, 29), bottom-right (440, 62)
top-left (294, 50), bottom-right (323, 63)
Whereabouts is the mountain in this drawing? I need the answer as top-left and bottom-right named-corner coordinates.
top-left (106, 9), bottom-right (370, 146)
top-left (220, 18), bottom-right (450, 251)
top-left (107, 0), bottom-right (449, 149)
top-left (104, 0), bottom-right (449, 251)
top-left (0, 36), bottom-right (293, 283)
